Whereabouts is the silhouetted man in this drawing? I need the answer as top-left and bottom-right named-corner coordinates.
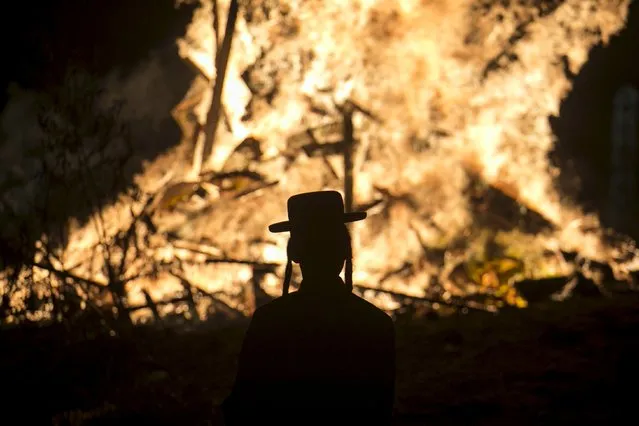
top-left (222, 191), bottom-right (395, 425)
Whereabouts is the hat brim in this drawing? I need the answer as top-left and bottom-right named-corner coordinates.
top-left (268, 211), bottom-right (367, 233)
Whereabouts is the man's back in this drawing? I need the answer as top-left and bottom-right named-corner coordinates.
top-left (223, 282), bottom-right (395, 425)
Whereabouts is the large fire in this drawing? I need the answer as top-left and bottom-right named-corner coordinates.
top-left (1, 0), bottom-right (637, 326)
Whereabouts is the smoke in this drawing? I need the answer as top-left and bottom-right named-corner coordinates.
top-left (0, 45), bottom-right (189, 219)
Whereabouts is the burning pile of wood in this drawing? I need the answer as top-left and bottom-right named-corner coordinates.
top-left (1, 0), bottom-right (637, 329)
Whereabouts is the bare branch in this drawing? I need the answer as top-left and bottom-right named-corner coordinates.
top-left (354, 284), bottom-right (498, 313)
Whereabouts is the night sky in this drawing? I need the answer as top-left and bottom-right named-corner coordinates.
top-left (1, 0), bottom-right (194, 109)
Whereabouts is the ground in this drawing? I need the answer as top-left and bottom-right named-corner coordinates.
top-left (1, 292), bottom-right (638, 425)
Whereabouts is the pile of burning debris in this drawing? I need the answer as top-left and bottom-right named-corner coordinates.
top-left (1, 0), bottom-right (638, 330)
top-left (158, 0), bottom-right (639, 313)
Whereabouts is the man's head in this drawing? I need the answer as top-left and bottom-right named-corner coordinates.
top-left (269, 191), bottom-right (366, 295)
top-left (287, 223), bottom-right (351, 278)
top-left (269, 191), bottom-right (366, 233)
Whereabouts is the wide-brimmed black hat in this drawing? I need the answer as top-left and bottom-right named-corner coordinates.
top-left (268, 190), bottom-right (367, 233)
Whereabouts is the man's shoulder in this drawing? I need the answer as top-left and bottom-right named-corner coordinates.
top-left (347, 293), bottom-right (394, 326)
top-left (252, 292), bottom-right (300, 318)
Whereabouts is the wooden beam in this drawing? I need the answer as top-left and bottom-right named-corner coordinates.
top-left (341, 102), bottom-right (355, 213)
top-left (200, 0), bottom-right (240, 170)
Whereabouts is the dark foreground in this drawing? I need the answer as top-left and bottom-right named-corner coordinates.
top-left (1, 293), bottom-right (638, 425)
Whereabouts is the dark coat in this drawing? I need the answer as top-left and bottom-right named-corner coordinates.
top-left (222, 278), bottom-right (396, 425)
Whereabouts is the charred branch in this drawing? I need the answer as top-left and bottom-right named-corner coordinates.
top-left (354, 284), bottom-right (498, 313)
top-left (301, 142), bottom-right (346, 157)
top-left (142, 289), bottom-right (163, 327)
top-left (341, 100), bottom-right (357, 213)
top-left (203, 169), bottom-right (265, 183)
top-left (379, 262), bottom-right (415, 285)
top-left (233, 180), bottom-right (279, 199)
top-left (354, 198), bottom-right (385, 215)
top-left (286, 121), bottom-right (343, 153)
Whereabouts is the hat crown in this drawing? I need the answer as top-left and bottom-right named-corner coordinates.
top-left (287, 191), bottom-right (345, 228)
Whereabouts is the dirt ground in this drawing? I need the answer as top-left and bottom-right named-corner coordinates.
top-left (1, 292), bottom-right (638, 425)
